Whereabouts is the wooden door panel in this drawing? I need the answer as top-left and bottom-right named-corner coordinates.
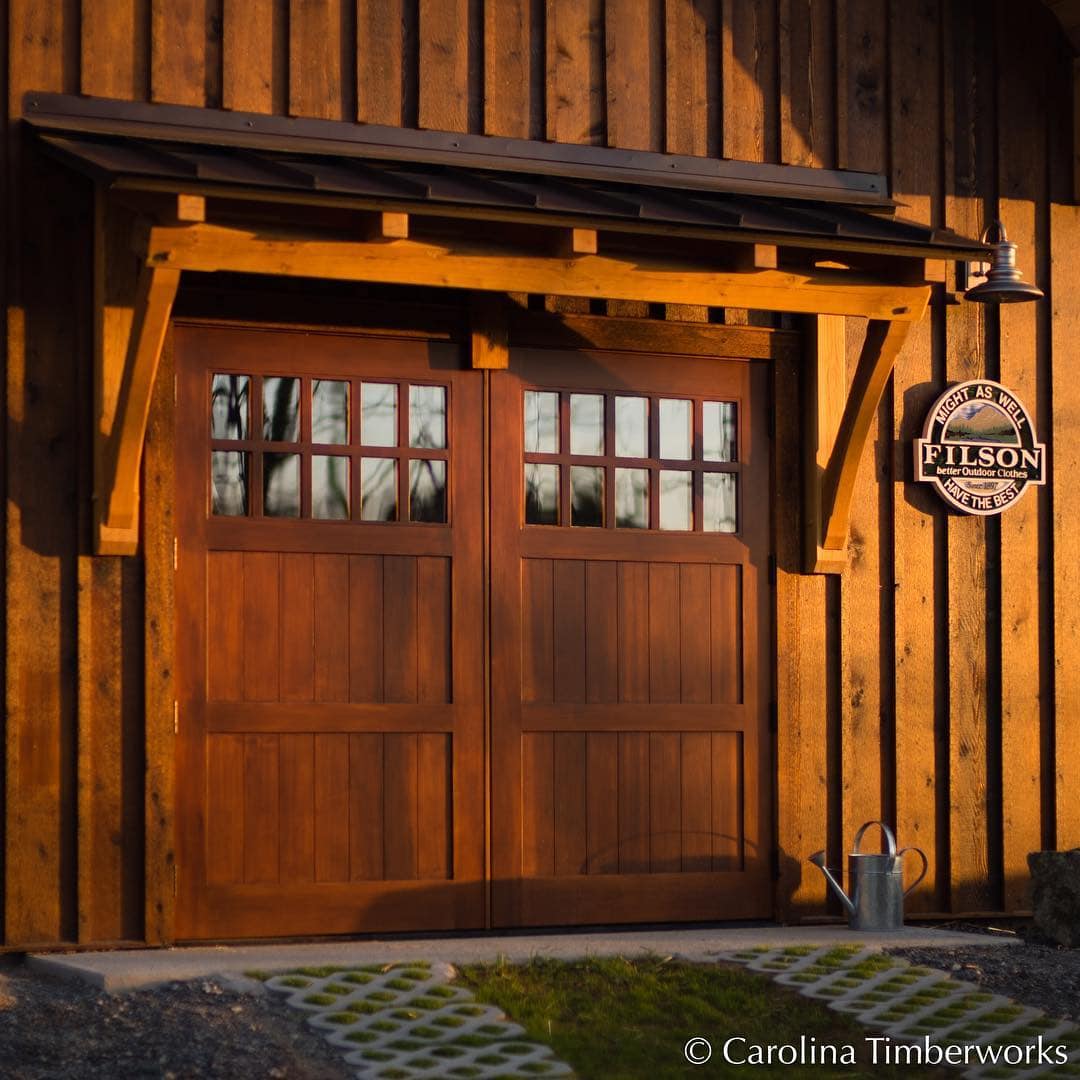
top-left (491, 347), bottom-right (772, 926)
top-left (176, 324), bottom-right (483, 939)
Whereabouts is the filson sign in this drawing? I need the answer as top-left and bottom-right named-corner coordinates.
top-left (915, 379), bottom-right (1045, 515)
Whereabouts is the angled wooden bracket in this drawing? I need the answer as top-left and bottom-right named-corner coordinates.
top-left (804, 314), bottom-right (918, 573)
top-left (93, 191), bottom-right (187, 554)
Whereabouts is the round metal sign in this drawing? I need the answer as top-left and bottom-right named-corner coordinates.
top-left (914, 379), bottom-right (1045, 515)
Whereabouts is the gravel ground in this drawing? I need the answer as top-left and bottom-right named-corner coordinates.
top-left (891, 925), bottom-right (1080, 1026)
top-left (0, 959), bottom-right (350, 1080)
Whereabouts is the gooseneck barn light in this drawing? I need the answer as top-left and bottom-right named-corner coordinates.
top-left (964, 221), bottom-right (1044, 303)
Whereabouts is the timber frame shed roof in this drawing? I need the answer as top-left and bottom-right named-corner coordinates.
top-left (25, 92), bottom-right (987, 261)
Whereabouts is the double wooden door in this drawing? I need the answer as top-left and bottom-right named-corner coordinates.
top-left (174, 323), bottom-right (771, 939)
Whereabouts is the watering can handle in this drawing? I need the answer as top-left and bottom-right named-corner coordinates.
top-left (852, 820), bottom-right (897, 857)
top-left (898, 846), bottom-right (929, 897)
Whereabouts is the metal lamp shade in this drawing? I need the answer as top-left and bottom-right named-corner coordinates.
top-left (965, 221), bottom-right (1044, 303)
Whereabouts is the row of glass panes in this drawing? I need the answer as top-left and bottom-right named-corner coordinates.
top-left (211, 452), bottom-right (447, 522)
top-left (211, 374), bottom-right (447, 449)
top-left (525, 464), bottom-right (737, 532)
top-left (524, 390), bottom-right (737, 461)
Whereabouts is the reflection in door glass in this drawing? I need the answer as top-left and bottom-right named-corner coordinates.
top-left (264, 453), bottom-right (301, 516)
top-left (525, 463), bottom-right (559, 525)
top-left (659, 469), bottom-right (692, 530)
top-left (614, 468), bottom-right (648, 528)
top-left (659, 399), bottom-right (692, 460)
top-left (615, 396), bottom-right (648, 458)
top-left (570, 394), bottom-right (604, 455)
top-left (570, 466), bottom-right (604, 527)
top-left (703, 401), bottom-right (737, 462)
top-left (410, 385), bottom-right (447, 449)
top-left (704, 472), bottom-right (737, 532)
top-left (263, 377), bottom-right (300, 442)
top-left (410, 459), bottom-right (447, 522)
top-left (361, 383), bottom-right (398, 446)
top-left (524, 390), bottom-right (559, 453)
top-left (312, 455), bottom-right (350, 520)
top-left (211, 451), bottom-right (248, 515)
top-left (360, 458), bottom-right (397, 521)
top-left (312, 380), bottom-right (349, 444)
top-left (211, 374), bottom-right (249, 439)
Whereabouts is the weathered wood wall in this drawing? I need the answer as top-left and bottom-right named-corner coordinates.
top-left (1, 0), bottom-right (1076, 944)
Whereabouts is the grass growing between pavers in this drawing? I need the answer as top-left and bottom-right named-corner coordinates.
top-left (456, 955), bottom-right (953, 1080)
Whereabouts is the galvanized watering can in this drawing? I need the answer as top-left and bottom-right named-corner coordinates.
top-left (808, 821), bottom-right (928, 931)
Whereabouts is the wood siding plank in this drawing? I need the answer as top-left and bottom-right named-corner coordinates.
top-left (418, 0), bottom-right (472, 132)
top-left (288, 0), bottom-right (354, 120)
top-left (664, 0), bottom-right (720, 159)
top-left (484, 0), bottom-right (543, 139)
top-left (81, 0), bottom-right (150, 100)
top-left (358, 0), bottom-right (414, 126)
top-left (779, 0), bottom-right (835, 168)
top-left (604, 0), bottom-right (664, 151)
top-left (223, 0), bottom-right (287, 114)
top-left (545, 0), bottom-right (604, 145)
top-left (722, 0), bottom-right (778, 163)
top-left (151, 0), bottom-right (222, 107)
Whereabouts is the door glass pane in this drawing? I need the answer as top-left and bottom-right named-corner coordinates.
top-left (312, 455), bottom-right (350, 520)
top-left (570, 393), bottom-right (604, 455)
top-left (659, 399), bottom-right (692, 460)
top-left (524, 390), bottom-right (559, 453)
top-left (211, 374), bottom-right (249, 439)
top-left (704, 401), bottom-right (737, 462)
top-left (659, 469), bottom-right (692, 530)
top-left (264, 453), bottom-right (300, 516)
top-left (410, 385), bottom-right (447, 449)
top-left (360, 457), bottom-right (397, 521)
top-left (570, 466), bottom-right (604, 527)
top-left (312, 380), bottom-right (349, 445)
top-left (410, 459), bottom-right (447, 522)
top-left (262, 377), bottom-right (300, 442)
top-left (525, 463), bottom-right (559, 525)
top-left (703, 472), bottom-right (737, 533)
top-left (211, 451), bottom-right (248, 515)
top-left (615, 396), bottom-right (648, 458)
top-left (361, 383), bottom-right (398, 447)
top-left (615, 468), bottom-right (649, 529)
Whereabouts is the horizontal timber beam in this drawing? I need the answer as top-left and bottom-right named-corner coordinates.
top-left (142, 222), bottom-right (932, 322)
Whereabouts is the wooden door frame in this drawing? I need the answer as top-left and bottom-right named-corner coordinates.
top-left (142, 295), bottom-right (803, 942)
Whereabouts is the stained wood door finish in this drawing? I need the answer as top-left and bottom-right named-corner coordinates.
top-left (174, 324), bottom-right (485, 939)
top-left (490, 348), bottom-right (773, 926)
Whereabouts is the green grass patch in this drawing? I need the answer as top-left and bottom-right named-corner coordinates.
top-left (457, 956), bottom-right (954, 1080)
top-left (277, 976), bottom-right (311, 988)
top-left (341, 972), bottom-right (374, 985)
top-left (243, 969), bottom-right (272, 981)
top-left (295, 965), bottom-right (348, 977)
top-left (302, 993), bottom-right (337, 1006)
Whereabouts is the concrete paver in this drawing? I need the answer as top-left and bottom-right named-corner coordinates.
top-left (28, 925), bottom-right (1018, 992)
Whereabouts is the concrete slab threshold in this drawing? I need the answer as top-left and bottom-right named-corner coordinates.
top-left (27, 925), bottom-right (1018, 993)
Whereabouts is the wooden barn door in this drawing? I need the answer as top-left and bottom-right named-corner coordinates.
top-left (490, 347), bottom-right (773, 926)
top-left (174, 324), bottom-right (485, 939)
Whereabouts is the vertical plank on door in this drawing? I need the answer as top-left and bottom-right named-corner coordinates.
top-left (383, 734), bottom-right (419, 879)
top-left (417, 558), bottom-right (451, 704)
top-left (314, 734), bottom-right (350, 882)
top-left (384, 556), bottom-right (419, 703)
top-left (553, 733), bottom-right (587, 876)
top-left (206, 735), bottom-right (244, 883)
top-left (617, 732), bottom-right (650, 872)
top-left (648, 564), bottom-right (680, 703)
top-left (243, 553), bottom-right (280, 702)
top-left (315, 554), bottom-right (350, 702)
top-left (522, 560), bottom-right (554, 703)
top-left (617, 563), bottom-right (650, 703)
top-left (586, 732), bottom-right (619, 873)
top-left (681, 732), bottom-right (712, 872)
top-left (585, 561), bottom-right (619, 703)
top-left (417, 734), bottom-right (451, 879)
top-left (649, 732), bottom-right (681, 872)
top-left (679, 564), bottom-right (712, 704)
top-left (349, 733), bottom-right (385, 880)
top-left (553, 561), bottom-right (587, 703)
top-left (223, 0), bottom-right (287, 114)
top-left (349, 555), bottom-right (384, 703)
top-left (279, 734), bottom-right (315, 883)
top-left (712, 732), bottom-right (742, 870)
top-left (207, 551), bottom-right (244, 701)
top-left (280, 554), bottom-right (314, 702)
top-left (242, 735), bottom-right (279, 883)
top-left (710, 564), bottom-right (741, 704)
top-left (521, 733), bottom-right (555, 876)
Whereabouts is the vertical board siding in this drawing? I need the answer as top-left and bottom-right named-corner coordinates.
top-left (4, 0), bottom-right (1077, 944)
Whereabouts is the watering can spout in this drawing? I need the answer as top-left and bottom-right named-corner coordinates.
top-left (808, 849), bottom-right (856, 917)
